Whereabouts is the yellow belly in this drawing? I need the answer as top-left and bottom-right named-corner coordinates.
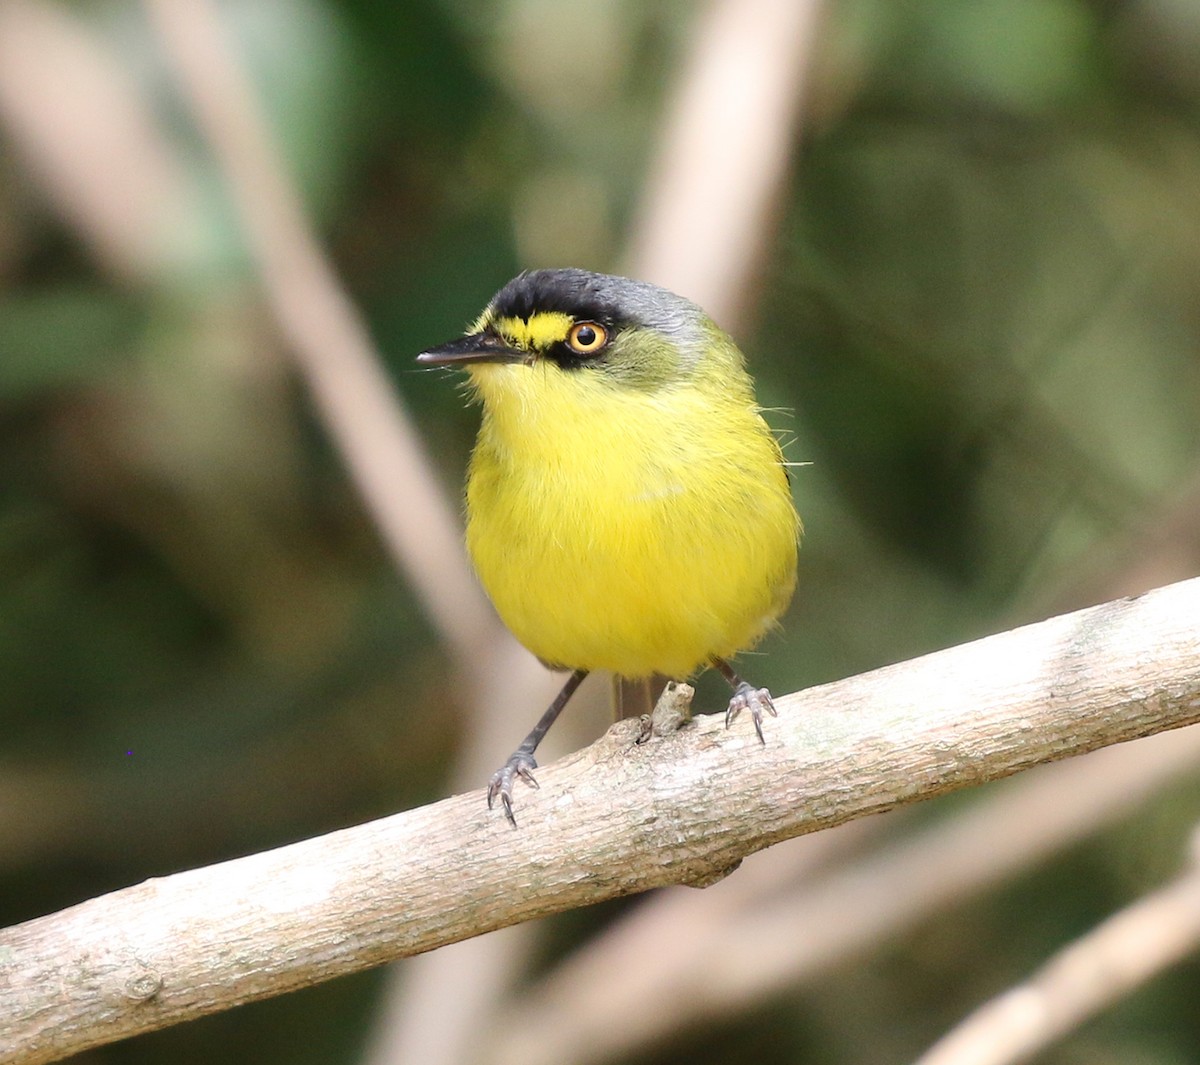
top-left (464, 368), bottom-right (799, 678)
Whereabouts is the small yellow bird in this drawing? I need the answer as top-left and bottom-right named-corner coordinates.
top-left (418, 269), bottom-right (800, 823)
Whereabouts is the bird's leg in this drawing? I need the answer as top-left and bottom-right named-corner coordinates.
top-left (488, 668), bottom-right (588, 826)
top-left (711, 657), bottom-right (778, 744)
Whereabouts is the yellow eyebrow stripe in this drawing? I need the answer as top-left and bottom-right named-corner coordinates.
top-left (494, 312), bottom-right (573, 350)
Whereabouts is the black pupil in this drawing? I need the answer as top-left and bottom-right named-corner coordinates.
top-left (575, 325), bottom-right (597, 347)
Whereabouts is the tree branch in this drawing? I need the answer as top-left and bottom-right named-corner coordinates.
top-left (4, 577), bottom-right (1200, 1065)
top-left (487, 722), bottom-right (1200, 1065)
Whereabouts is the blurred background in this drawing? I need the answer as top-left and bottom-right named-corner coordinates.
top-left (2, 0), bottom-right (1200, 1063)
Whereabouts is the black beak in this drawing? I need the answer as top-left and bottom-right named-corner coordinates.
top-left (416, 332), bottom-right (525, 367)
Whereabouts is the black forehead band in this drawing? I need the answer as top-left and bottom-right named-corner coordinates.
top-left (488, 271), bottom-right (633, 329)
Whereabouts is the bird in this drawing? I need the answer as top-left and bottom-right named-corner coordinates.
top-left (418, 268), bottom-right (801, 824)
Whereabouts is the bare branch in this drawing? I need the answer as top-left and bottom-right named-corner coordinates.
top-left (488, 720), bottom-right (1200, 1065)
top-left (1, 577), bottom-right (1199, 1064)
top-left (914, 828), bottom-right (1200, 1065)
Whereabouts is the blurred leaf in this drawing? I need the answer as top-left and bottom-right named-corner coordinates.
top-left (0, 288), bottom-right (140, 399)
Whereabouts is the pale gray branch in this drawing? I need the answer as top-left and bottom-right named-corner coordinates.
top-left (3, 576), bottom-right (1200, 1065)
top-left (489, 718), bottom-right (1200, 1065)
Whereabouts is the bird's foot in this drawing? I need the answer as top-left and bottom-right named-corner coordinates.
top-left (724, 682), bottom-right (778, 744)
top-left (487, 749), bottom-right (539, 827)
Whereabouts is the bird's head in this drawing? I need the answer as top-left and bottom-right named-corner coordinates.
top-left (418, 269), bottom-right (740, 399)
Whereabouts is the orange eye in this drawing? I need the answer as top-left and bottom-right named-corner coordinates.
top-left (566, 321), bottom-right (608, 355)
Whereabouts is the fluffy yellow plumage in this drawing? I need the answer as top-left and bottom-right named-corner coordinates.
top-left (465, 343), bottom-right (796, 678)
top-left (418, 269), bottom-right (800, 823)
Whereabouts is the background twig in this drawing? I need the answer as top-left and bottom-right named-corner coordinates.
top-left (141, 0), bottom-right (485, 655)
top-left (625, 0), bottom-right (824, 329)
top-left (914, 826), bottom-right (1200, 1065)
top-left (138, 12), bottom-right (564, 1065)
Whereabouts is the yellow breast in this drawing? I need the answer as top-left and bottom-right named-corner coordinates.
top-left (463, 360), bottom-right (799, 679)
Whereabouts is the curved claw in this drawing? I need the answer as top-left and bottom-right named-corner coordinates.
top-left (487, 751), bottom-right (539, 827)
top-left (724, 682), bottom-right (778, 744)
